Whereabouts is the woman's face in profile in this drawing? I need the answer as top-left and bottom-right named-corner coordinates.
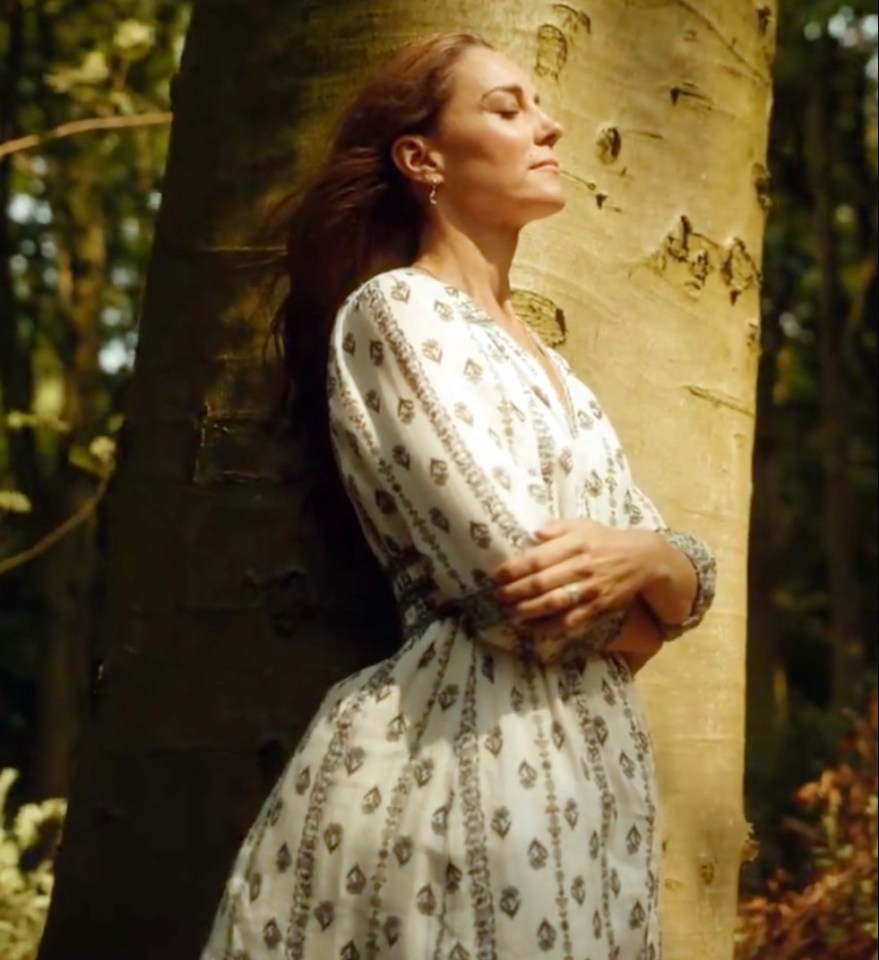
top-left (433, 45), bottom-right (567, 229)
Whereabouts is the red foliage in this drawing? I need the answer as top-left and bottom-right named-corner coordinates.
top-left (737, 694), bottom-right (878, 960)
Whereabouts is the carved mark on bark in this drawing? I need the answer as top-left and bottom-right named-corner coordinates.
top-left (535, 24), bottom-right (569, 80)
top-left (194, 416), bottom-right (296, 484)
top-left (669, 81), bottom-right (714, 111)
top-left (627, 129), bottom-right (665, 143)
top-left (752, 162), bottom-right (771, 211)
top-left (563, 172), bottom-right (621, 212)
top-left (511, 289), bottom-right (567, 347)
top-left (698, 856), bottom-right (716, 886)
top-left (746, 320), bottom-right (760, 353)
top-left (685, 385), bottom-right (754, 418)
top-left (754, 4), bottom-right (777, 62)
top-left (647, 216), bottom-right (761, 302)
top-left (720, 238), bottom-right (761, 304)
top-left (550, 3), bottom-right (592, 35)
top-left (663, 215), bottom-right (715, 292)
top-left (596, 125), bottom-right (621, 164)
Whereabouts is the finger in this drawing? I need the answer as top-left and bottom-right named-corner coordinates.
top-left (534, 520), bottom-right (572, 539)
top-left (508, 580), bottom-right (599, 623)
top-left (496, 555), bottom-right (588, 605)
top-left (493, 536), bottom-right (579, 584)
top-left (529, 599), bottom-right (610, 645)
top-left (536, 518), bottom-right (602, 540)
top-left (510, 574), bottom-right (614, 623)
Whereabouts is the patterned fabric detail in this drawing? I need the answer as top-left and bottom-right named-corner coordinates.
top-left (556, 606), bottom-right (629, 658)
top-left (396, 582), bottom-right (627, 661)
top-left (398, 583), bottom-right (508, 640)
top-left (653, 530), bottom-right (718, 640)
top-left (199, 267), bottom-right (718, 960)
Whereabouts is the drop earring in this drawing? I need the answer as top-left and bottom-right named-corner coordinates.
top-left (428, 179), bottom-right (439, 206)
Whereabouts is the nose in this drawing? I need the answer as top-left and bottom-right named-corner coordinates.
top-left (537, 109), bottom-right (564, 147)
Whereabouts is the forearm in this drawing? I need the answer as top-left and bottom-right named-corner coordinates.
top-left (605, 598), bottom-right (664, 654)
top-left (606, 599), bottom-right (665, 675)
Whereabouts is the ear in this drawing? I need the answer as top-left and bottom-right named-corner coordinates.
top-left (390, 134), bottom-right (443, 187)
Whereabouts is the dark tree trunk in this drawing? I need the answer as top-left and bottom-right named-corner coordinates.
top-left (38, 4), bottom-right (397, 957)
top-left (746, 328), bottom-right (786, 789)
top-left (807, 39), bottom-right (863, 712)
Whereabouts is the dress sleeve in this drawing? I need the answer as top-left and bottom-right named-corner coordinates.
top-left (623, 484), bottom-right (717, 639)
top-left (327, 272), bottom-right (548, 653)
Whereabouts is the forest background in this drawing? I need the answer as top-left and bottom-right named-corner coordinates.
top-left (0, 1), bottom-right (876, 958)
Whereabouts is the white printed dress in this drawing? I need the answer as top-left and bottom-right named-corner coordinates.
top-left (201, 268), bottom-right (715, 960)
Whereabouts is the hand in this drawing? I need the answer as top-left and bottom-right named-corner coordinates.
top-left (492, 518), bottom-right (662, 624)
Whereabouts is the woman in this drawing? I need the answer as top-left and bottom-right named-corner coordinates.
top-left (201, 32), bottom-right (715, 960)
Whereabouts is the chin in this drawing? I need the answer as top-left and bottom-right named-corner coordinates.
top-left (526, 191), bottom-right (567, 223)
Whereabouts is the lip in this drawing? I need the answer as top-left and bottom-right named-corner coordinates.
top-left (531, 160), bottom-right (560, 171)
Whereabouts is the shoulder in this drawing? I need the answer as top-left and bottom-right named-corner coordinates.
top-left (334, 267), bottom-right (455, 346)
top-left (340, 268), bottom-right (431, 317)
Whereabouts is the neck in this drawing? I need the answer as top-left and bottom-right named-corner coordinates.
top-left (412, 215), bottom-right (520, 321)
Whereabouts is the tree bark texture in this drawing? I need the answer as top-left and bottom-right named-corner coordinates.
top-left (39, 3), bottom-right (777, 959)
top-left (513, 5), bottom-right (776, 958)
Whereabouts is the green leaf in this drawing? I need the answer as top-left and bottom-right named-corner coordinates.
top-left (45, 51), bottom-right (110, 93)
top-left (0, 492), bottom-right (32, 515)
top-left (113, 20), bottom-right (156, 61)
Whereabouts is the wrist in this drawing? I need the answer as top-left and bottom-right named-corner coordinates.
top-left (634, 529), bottom-right (673, 592)
top-left (639, 529), bottom-right (714, 634)
top-left (605, 599), bottom-right (664, 654)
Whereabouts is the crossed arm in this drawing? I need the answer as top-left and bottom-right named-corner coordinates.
top-left (491, 518), bottom-right (707, 672)
top-left (329, 273), bottom-right (716, 672)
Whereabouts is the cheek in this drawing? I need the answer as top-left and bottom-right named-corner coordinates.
top-left (465, 140), bottom-right (531, 190)
top-left (444, 123), bottom-right (530, 181)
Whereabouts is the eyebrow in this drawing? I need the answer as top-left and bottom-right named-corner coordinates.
top-left (480, 84), bottom-right (541, 105)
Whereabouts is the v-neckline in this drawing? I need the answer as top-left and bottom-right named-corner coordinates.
top-left (405, 267), bottom-right (577, 434)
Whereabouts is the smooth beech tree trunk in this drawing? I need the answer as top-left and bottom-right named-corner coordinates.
top-left (40, 4), bottom-right (776, 959)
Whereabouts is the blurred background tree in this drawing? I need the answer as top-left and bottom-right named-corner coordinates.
top-left (0, 0), bottom-right (876, 957)
top-left (0, 0), bottom-right (189, 803)
top-left (746, 0), bottom-right (878, 878)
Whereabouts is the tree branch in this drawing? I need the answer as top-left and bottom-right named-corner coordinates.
top-left (0, 111), bottom-right (172, 160)
top-left (0, 472), bottom-right (111, 576)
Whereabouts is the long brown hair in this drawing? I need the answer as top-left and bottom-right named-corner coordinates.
top-left (272, 32), bottom-right (491, 546)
